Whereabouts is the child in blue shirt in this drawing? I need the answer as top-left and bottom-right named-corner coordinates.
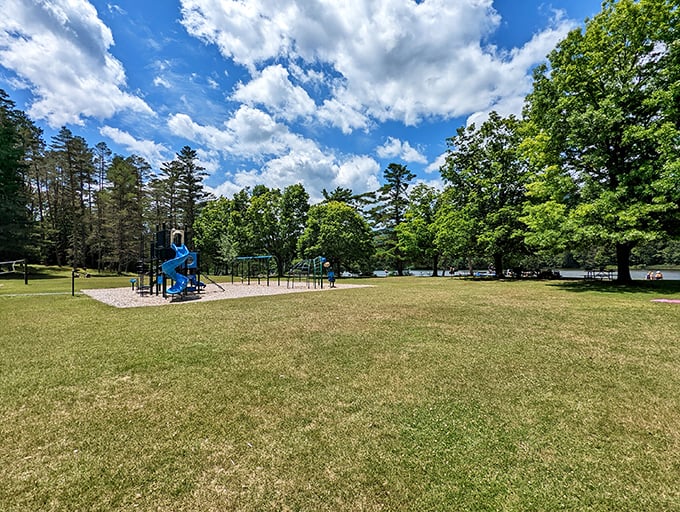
top-left (327, 269), bottom-right (336, 288)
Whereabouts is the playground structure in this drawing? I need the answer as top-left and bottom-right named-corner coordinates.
top-left (233, 255), bottom-right (279, 286)
top-left (0, 234), bottom-right (330, 299)
top-left (157, 228), bottom-right (206, 299)
top-left (130, 223), bottom-right (330, 301)
top-left (286, 256), bottom-right (327, 289)
top-left (231, 255), bottom-right (328, 289)
top-left (130, 226), bottom-right (208, 300)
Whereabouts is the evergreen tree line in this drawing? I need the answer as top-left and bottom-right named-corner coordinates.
top-left (0, 98), bottom-right (211, 273)
top-left (1, 0), bottom-right (678, 282)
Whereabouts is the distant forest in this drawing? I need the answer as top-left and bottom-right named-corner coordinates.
top-left (1, 0), bottom-right (679, 283)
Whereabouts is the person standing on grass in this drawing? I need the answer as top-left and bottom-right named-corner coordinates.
top-left (327, 268), bottom-right (336, 287)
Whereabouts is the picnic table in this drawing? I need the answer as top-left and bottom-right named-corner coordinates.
top-left (584, 269), bottom-right (617, 281)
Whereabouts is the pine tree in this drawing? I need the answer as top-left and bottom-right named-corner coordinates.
top-left (369, 163), bottom-right (415, 275)
top-left (103, 155), bottom-right (147, 272)
top-left (175, 146), bottom-right (210, 248)
top-left (0, 90), bottom-right (31, 260)
top-left (48, 127), bottom-right (95, 268)
top-left (91, 142), bottom-right (112, 272)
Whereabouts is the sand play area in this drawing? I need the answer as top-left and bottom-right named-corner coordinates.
top-left (82, 282), bottom-right (371, 308)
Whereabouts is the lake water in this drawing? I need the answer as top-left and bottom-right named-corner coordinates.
top-left (372, 269), bottom-right (680, 280)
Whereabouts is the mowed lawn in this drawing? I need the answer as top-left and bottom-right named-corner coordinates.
top-left (1, 273), bottom-right (680, 511)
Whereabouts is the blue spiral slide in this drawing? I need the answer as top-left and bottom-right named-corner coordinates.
top-left (161, 243), bottom-right (190, 295)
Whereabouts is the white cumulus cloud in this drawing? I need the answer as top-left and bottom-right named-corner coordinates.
top-left (99, 126), bottom-right (170, 168)
top-left (179, 0), bottom-right (576, 130)
top-left (377, 137), bottom-right (427, 164)
top-left (0, 0), bottom-right (153, 127)
top-left (169, 108), bottom-right (381, 200)
top-left (232, 64), bottom-right (316, 122)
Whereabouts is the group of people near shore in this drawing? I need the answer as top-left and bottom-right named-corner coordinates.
top-left (646, 270), bottom-right (664, 280)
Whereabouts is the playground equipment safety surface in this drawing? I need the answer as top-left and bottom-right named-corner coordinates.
top-left (83, 282), bottom-right (371, 308)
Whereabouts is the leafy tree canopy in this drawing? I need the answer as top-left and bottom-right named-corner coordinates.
top-left (298, 201), bottom-right (374, 274)
top-left (397, 183), bottom-right (442, 275)
top-left (438, 112), bottom-right (530, 277)
top-left (523, 0), bottom-right (680, 282)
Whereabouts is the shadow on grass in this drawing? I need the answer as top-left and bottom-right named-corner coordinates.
top-left (549, 279), bottom-right (680, 295)
top-left (21, 266), bottom-right (128, 281)
top-left (461, 276), bottom-right (680, 296)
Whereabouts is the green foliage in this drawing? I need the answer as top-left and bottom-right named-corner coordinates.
top-left (247, 184), bottom-right (309, 274)
top-left (90, 142), bottom-right (112, 272)
top-left (523, 0), bottom-right (680, 281)
top-left (4, 0), bottom-right (680, 282)
top-left (438, 112), bottom-right (530, 276)
top-left (396, 183), bottom-right (442, 273)
top-left (280, 183), bottom-right (310, 267)
top-left (321, 186), bottom-right (354, 204)
top-left (632, 238), bottom-right (680, 267)
top-left (195, 185), bottom-right (309, 275)
top-left (48, 127), bottom-right (96, 268)
top-left (155, 146), bottom-right (211, 248)
top-left (174, 146), bottom-right (211, 246)
top-left (100, 156), bottom-right (147, 272)
top-left (370, 163), bottom-right (415, 275)
top-left (298, 201), bottom-right (374, 273)
top-left (194, 197), bottom-right (234, 272)
top-left (0, 91), bottom-right (31, 260)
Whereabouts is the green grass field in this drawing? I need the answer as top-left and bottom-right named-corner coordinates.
top-left (1, 270), bottom-right (680, 511)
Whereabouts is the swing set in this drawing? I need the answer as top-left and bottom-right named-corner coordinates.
top-left (232, 255), bottom-right (279, 286)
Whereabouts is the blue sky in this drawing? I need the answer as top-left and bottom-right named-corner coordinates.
top-left (0, 0), bottom-right (602, 202)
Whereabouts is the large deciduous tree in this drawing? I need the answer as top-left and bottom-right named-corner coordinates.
top-left (438, 112), bottom-right (530, 277)
top-left (523, 0), bottom-right (680, 283)
top-left (194, 196), bottom-right (235, 274)
top-left (397, 184), bottom-right (442, 276)
top-left (298, 201), bottom-right (374, 274)
top-left (280, 183), bottom-right (310, 269)
top-left (247, 184), bottom-right (309, 275)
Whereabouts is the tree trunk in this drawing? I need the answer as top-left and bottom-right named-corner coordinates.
top-left (431, 253), bottom-right (439, 277)
top-left (396, 255), bottom-right (404, 276)
top-left (615, 242), bottom-right (633, 284)
top-left (493, 253), bottom-right (503, 279)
